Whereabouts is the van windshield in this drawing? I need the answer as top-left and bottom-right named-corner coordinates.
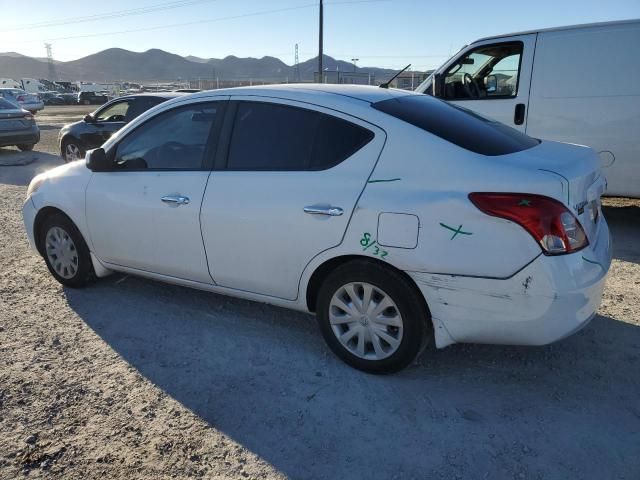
top-left (372, 94), bottom-right (539, 156)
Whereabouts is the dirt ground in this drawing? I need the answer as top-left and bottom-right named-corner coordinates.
top-left (0, 106), bottom-right (639, 479)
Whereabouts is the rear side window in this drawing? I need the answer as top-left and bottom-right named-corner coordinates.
top-left (226, 102), bottom-right (373, 170)
top-left (372, 94), bottom-right (539, 156)
top-left (125, 97), bottom-right (165, 121)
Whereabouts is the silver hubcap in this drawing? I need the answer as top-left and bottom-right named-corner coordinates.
top-left (65, 144), bottom-right (82, 161)
top-left (329, 282), bottom-right (403, 360)
top-left (45, 226), bottom-right (79, 279)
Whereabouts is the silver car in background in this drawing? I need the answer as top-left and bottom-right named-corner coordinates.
top-left (0, 88), bottom-right (44, 114)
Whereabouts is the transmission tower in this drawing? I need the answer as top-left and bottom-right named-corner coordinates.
top-left (294, 43), bottom-right (300, 82)
top-left (45, 43), bottom-right (57, 81)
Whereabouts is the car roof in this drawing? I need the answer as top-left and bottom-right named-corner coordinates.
top-left (105, 92), bottom-right (186, 100)
top-left (185, 84), bottom-right (413, 104)
top-left (472, 18), bottom-right (640, 44)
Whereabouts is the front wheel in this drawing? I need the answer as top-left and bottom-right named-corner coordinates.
top-left (316, 260), bottom-right (432, 374)
top-left (39, 213), bottom-right (95, 288)
top-left (62, 139), bottom-right (85, 162)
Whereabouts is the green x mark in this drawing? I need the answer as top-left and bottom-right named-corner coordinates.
top-left (518, 199), bottom-right (532, 207)
top-left (439, 222), bottom-right (473, 240)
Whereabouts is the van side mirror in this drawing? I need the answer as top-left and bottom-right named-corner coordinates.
top-left (432, 73), bottom-right (444, 98)
top-left (486, 74), bottom-right (497, 94)
top-left (83, 114), bottom-right (94, 123)
top-left (86, 148), bottom-right (112, 172)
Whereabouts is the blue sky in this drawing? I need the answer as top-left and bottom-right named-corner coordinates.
top-left (1, 0), bottom-right (638, 69)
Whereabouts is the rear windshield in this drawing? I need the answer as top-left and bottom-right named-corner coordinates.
top-left (372, 94), bottom-right (539, 156)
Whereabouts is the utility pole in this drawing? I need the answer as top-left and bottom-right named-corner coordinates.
top-left (351, 58), bottom-right (359, 72)
top-left (45, 43), bottom-right (57, 81)
top-left (294, 43), bottom-right (300, 82)
top-left (318, 0), bottom-right (323, 83)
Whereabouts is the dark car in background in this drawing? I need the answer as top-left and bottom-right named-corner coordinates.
top-left (59, 93), bottom-right (182, 161)
top-left (0, 98), bottom-right (40, 151)
top-left (77, 91), bottom-right (109, 105)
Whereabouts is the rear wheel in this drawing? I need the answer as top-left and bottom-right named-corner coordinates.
top-left (62, 139), bottom-right (85, 162)
top-left (17, 144), bottom-right (34, 152)
top-left (39, 213), bottom-right (95, 288)
top-left (316, 260), bottom-right (432, 373)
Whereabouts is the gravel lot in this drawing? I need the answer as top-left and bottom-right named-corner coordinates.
top-left (1, 106), bottom-right (639, 479)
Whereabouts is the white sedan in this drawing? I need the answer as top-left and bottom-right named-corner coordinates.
top-left (23, 85), bottom-right (611, 373)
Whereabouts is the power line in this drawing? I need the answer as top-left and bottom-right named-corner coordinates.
top-left (4, 0), bottom-right (221, 32)
top-left (10, 0), bottom-right (387, 43)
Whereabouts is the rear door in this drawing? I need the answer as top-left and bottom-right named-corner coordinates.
top-left (200, 97), bottom-right (385, 300)
top-left (437, 34), bottom-right (537, 131)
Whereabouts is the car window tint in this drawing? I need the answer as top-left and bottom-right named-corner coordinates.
top-left (372, 94), bottom-right (539, 156)
top-left (311, 114), bottom-right (374, 169)
top-left (227, 102), bottom-right (373, 170)
top-left (95, 101), bottom-right (130, 122)
top-left (125, 97), bottom-right (165, 121)
top-left (115, 103), bottom-right (217, 170)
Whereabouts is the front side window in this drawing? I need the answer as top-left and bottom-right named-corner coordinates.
top-left (95, 101), bottom-right (130, 122)
top-left (115, 103), bottom-right (218, 170)
top-left (442, 42), bottom-right (522, 100)
top-left (226, 102), bottom-right (373, 171)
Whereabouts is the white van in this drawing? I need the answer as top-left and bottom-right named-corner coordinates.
top-left (415, 19), bottom-right (640, 198)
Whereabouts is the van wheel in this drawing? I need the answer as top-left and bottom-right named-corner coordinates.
top-left (39, 213), bottom-right (95, 288)
top-left (316, 260), bottom-right (432, 374)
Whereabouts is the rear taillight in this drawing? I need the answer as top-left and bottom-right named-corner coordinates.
top-left (16, 95), bottom-right (25, 101)
top-left (469, 193), bottom-right (588, 255)
top-left (23, 113), bottom-right (34, 122)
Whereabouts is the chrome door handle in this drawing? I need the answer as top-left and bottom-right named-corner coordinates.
top-left (303, 205), bottom-right (344, 216)
top-left (161, 195), bottom-right (190, 205)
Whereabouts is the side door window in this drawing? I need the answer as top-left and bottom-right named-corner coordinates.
top-left (115, 103), bottom-right (219, 170)
top-left (124, 97), bottom-right (164, 122)
top-left (95, 100), bottom-right (131, 122)
top-left (225, 101), bottom-right (373, 170)
top-left (442, 42), bottom-right (523, 100)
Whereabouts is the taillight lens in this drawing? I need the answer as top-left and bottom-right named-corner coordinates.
top-left (16, 95), bottom-right (25, 101)
top-left (469, 193), bottom-right (589, 255)
top-left (23, 112), bottom-right (34, 122)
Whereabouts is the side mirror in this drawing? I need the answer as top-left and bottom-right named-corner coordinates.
top-left (486, 74), bottom-right (497, 94)
top-left (86, 148), bottom-right (112, 172)
top-left (83, 114), bottom-right (94, 123)
top-left (432, 73), bottom-right (444, 98)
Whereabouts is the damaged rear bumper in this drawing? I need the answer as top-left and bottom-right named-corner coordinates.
top-left (408, 217), bottom-right (612, 348)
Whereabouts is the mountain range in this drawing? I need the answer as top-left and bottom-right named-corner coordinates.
top-left (0, 48), bottom-right (400, 83)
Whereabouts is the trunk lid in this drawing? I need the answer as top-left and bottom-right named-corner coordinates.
top-left (512, 140), bottom-right (605, 242)
top-left (0, 108), bottom-right (31, 130)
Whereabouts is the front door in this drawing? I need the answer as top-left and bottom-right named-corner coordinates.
top-left (86, 100), bottom-right (226, 283)
top-left (438, 34), bottom-right (537, 131)
top-left (200, 98), bottom-right (385, 300)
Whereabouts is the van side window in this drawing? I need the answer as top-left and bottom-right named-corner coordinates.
top-left (442, 42), bottom-right (523, 100)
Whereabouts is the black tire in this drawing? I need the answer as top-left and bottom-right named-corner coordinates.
top-left (83, 100), bottom-right (90, 105)
top-left (17, 144), bottom-right (34, 152)
top-left (39, 213), bottom-right (95, 288)
top-left (61, 138), bottom-right (85, 163)
top-left (316, 260), bottom-right (432, 374)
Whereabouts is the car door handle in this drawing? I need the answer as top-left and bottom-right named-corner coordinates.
top-left (303, 205), bottom-right (343, 216)
top-left (161, 195), bottom-right (190, 205)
